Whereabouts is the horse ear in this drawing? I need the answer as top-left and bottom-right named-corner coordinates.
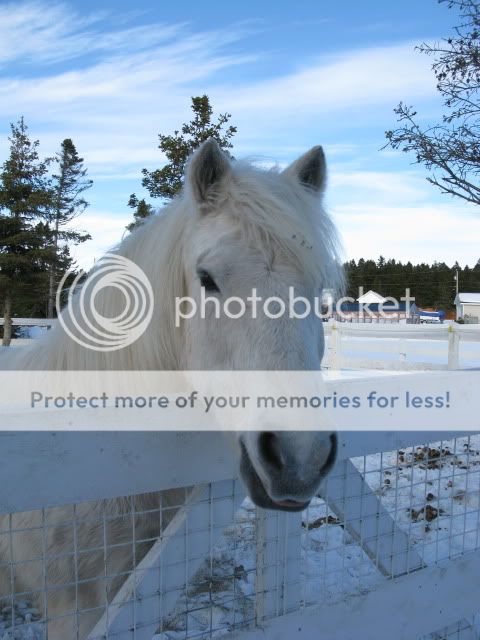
top-left (282, 146), bottom-right (326, 193)
top-left (187, 138), bottom-right (231, 205)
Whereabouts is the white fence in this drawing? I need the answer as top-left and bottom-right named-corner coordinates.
top-left (0, 429), bottom-right (479, 639)
top-left (323, 322), bottom-right (480, 371)
top-left (0, 318), bottom-right (56, 327)
top-left (0, 318), bottom-right (55, 345)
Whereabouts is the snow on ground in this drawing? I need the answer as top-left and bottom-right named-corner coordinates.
top-left (0, 602), bottom-right (43, 639)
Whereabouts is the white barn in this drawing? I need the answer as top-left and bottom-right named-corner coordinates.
top-left (455, 292), bottom-right (480, 322)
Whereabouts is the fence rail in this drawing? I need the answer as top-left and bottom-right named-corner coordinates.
top-left (0, 317), bottom-right (56, 327)
top-left (0, 430), bottom-right (471, 515)
top-left (323, 321), bottom-right (480, 371)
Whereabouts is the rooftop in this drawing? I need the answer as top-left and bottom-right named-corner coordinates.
top-left (357, 290), bottom-right (387, 304)
top-left (455, 293), bottom-right (480, 304)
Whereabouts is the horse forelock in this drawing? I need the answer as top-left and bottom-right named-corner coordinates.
top-left (191, 161), bottom-right (345, 294)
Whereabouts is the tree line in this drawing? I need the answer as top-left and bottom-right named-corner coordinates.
top-left (344, 257), bottom-right (480, 310)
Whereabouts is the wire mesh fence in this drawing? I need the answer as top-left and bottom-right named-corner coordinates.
top-left (0, 434), bottom-right (478, 639)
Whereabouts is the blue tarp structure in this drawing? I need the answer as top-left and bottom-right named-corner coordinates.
top-left (410, 304), bottom-right (445, 320)
top-left (416, 309), bottom-right (445, 319)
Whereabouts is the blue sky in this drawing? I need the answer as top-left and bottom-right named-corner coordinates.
top-left (1, 0), bottom-right (479, 269)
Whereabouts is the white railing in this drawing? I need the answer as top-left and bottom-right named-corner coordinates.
top-left (0, 318), bottom-right (56, 345)
top-left (323, 322), bottom-right (480, 370)
top-left (0, 318), bottom-right (56, 327)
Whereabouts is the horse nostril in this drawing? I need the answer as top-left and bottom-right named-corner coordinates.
top-left (258, 432), bottom-right (284, 471)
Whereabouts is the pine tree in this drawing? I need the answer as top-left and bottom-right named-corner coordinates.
top-left (126, 194), bottom-right (154, 232)
top-left (47, 139), bottom-right (92, 317)
top-left (141, 95), bottom-right (237, 200)
top-left (0, 118), bottom-right (53, 345)
top-left (343, 256), bottom-right (480, 310)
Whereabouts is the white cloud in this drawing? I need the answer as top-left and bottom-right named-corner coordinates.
top-left (212, 42), bottom-right (437, 124)
top-left (329, 169), bottom-right (432, 204)
top-left (325, 167), bottom-right (480, 266)
top-left (0, 3), bottom-right (256, 180)
top-left (332, 202), bottom-right (480, 267)
top-left (68, 211), bottom-right (131, 270)
top-left (0, 2), bottom-right (185, 66)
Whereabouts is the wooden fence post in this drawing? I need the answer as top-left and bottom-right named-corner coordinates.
top-left (328, 323), bottom-right (341, 370)
top-left (255, 510), bottom-right (302, 626)
top-left (447, 325), bottom-right (460, 370)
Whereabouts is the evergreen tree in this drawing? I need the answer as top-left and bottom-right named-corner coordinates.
top-left (47, 139), bottom-right (92, 317)
top-left (343, 256), bottom-right (480, 310)
top-left (126, 194), bottom-right (154, 232)
top-left (141, 95), bottom-right (237, 200)
top-left (0, 118), bottom-right (53, 345)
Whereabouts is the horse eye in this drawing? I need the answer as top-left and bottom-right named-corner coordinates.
top-left (197, 269), bottom-right (220, 292)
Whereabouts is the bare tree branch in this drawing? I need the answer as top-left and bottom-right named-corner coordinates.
top-left (384, 0), bottom-right (480, 207)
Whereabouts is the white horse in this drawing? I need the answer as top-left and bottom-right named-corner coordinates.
top-left (0, 139), bottom-right (343, 638)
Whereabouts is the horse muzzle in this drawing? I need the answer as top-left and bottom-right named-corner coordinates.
top-left (239, 432), bottom-right (337, 512)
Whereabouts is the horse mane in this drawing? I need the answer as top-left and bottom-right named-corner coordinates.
top-left (0, 160), bottom-right (344, 371)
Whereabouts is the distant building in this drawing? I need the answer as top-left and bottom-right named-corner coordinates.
top-left (356, 290), bottom-right (387, 304)
top-left (454, 293), bottom-right (480, 323)
top-left (334, 290), bottom-right (408, 323)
